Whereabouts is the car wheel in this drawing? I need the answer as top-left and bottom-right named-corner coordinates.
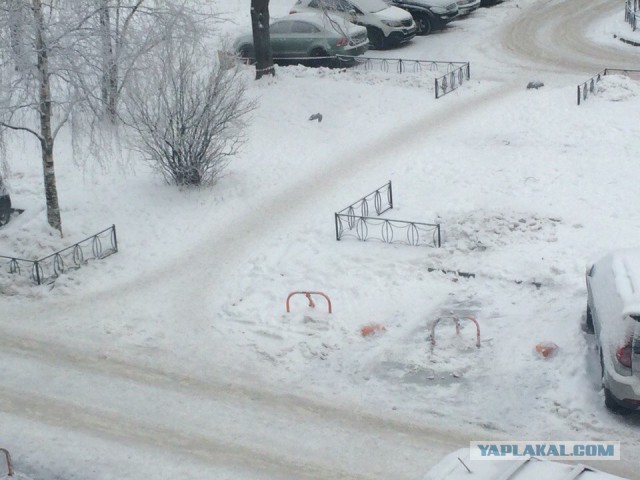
top-left (309, 47), bottom-right (329, 67)
top-left (0, 208), bottom-right (9, 227)
top-left (585, 304), bottom-right (594, 334)
top-left (367, 28), bottom-right (386, 50)
top-left (238, 45), bottom-right (255, 64)
top-left (604, 387), bottom-right (631, 414)
top-left (415, 14), bottom-right (432, 36)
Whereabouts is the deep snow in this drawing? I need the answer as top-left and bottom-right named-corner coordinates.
top-left (1, 1), bottom-right (640, 479)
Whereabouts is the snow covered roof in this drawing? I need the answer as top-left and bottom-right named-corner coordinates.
top-left (423, 449), bottom-right (629, 480)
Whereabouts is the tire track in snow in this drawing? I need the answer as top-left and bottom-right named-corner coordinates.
top-left (500, 0), bottom-right (637, 74)
top-left (0, 329), bottom-right (465, 480)
top-left (0, 387), bottom-right (373, 480)
top-left (0, 327), bottom-right (466, 445)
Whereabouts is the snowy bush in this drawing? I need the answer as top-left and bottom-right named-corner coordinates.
top-left (124, 48), bottom-right (256, 186)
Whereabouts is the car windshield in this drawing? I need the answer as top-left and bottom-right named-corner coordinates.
top-left (350, 0), bottom-right (389, 13)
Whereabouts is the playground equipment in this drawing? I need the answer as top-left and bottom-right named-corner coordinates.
top-left (430, 315), bottom-right (480, 349)
top-left (286, 291), bottom-right (332, 314)
top-left (0, 448), bottom-right (13, 477)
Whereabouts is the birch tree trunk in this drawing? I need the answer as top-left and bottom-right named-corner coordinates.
top-left (32, 0), bottom-right (62, 233)
top-left (250, 0), bottom-right (275, 80)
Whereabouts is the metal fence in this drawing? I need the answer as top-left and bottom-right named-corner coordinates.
top-left (0, 225), bottom-right (118, 285)
top-left (626, 0), bottom-right (638, 31)
top-left (577, 68), bottom-right (640, 105)
top-left (435, 63), bottom-right (471, 99)
top-left (338, 55), bottom-right (470, 99)
top-left (234, 52), bottom-right (471, 98)
top-left (335, 181), bottom-right (441, 247)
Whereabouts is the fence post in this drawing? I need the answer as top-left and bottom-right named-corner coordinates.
top-left (577, 85), bottom-right (580, 105)
top-left (437, 225), bottom-right (442, 247)
top-left (35, 260), bottom-right (41, 285)
top-left (112, 224), bottom-right (118, 252)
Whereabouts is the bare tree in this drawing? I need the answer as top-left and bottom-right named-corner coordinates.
top-left (0, 1), bottom-right (222, 232)
top-left (124, 46), bottom-right (256, 186)
top-left (0, 0), bottom-right (65, 232)
top-left (250, 0), bottom-right (275, 80)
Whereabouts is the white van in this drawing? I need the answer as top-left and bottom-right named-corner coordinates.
top-left (586, 248), bottom-right (640, 412)
top-left (290, 0), bottom-right (417, 49)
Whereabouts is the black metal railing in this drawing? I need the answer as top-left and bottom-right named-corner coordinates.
top-left (338, 56), bottom-right (470, 99)
top-left (435, 63), bottom-right (471, 99)
top-left (626, 0), bottom-right (638, 31)
top-left (577, 69), bottom-right (606, 105)
top-left (0, 225), bottom-right (118, 285)
top-left (235, 53), bottom-right (471, 99)
top-left (335, 181), bottom-right (441, 247)
top-left (577, 68), bottom-right (640, 105)
top-left (337, 181), bottom-right (394, 218)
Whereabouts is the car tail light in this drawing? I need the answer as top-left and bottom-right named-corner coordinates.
top-left (616, 338), bottom-right (633, 368)
top-left (336, 37), bottom-right (348, 46)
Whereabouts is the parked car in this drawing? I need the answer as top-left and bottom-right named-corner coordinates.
top-left (290, 0), bottom-right (416, 50)
top-left (586, 248), bottom-right (640, 412)
top-left (456, 0), bottom-right (481, 15)
top-left (385, 0), bottom-right (458, 35)
top-left (0, 175), bottom-right (11, 227)
top-left (233, 12), bottom-right (369, 66)
top-left (424, 448), bottom-right (630, 480)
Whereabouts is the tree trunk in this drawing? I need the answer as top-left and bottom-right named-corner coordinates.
top-left (32, 0), bottom-right (62, 234)
top-left (100, 0), bottom-right (117, 119)
top-left (250, 0), bottom-right (275, 80)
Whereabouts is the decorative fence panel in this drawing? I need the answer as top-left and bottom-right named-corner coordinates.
top-left (337, 55), bottom-right (470, 98)
top-left (435, 63), bottom-right (471, 99)
top-left (335, 181), bottom-right (441, 248)
top-left (0, 225), bottom-right (118, 285)
top-left (577, 68), bottom-right (640, 105)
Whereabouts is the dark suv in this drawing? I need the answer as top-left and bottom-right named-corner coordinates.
top-left (0, 176), bottom-right (11, 226)
top-left (386, 0), bottom-right (458, 35)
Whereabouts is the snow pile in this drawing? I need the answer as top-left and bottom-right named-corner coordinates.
top-left (437, 210), bottom-right (560, 252)
top-left (596, 74), bottom-right (640, 102)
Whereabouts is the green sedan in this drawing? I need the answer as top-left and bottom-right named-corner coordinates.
top-left (233, 12), bottom-right (369, 66)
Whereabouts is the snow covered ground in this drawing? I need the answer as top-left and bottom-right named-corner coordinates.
top-left (1, 1), bottom-right (640, 479)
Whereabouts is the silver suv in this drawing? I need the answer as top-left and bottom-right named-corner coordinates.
top-left (586, 249), bottom-right (640, 412)
top-left (291, 0), bottom-right (416, 49)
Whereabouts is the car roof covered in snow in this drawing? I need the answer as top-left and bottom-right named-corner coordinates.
top-left (279, 11), bottom-right (361, 31)
top-left (423, 449), bottom-right (629, 480)
top-left (600, 248), bottom-right (640, 316)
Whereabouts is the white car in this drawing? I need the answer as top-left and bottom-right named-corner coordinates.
top-left (456, 0), bottom-right (481, 15)
top-left (290, 0), bottom-right (417, 49)
top-left (586, 248), bottom-right (640, 412)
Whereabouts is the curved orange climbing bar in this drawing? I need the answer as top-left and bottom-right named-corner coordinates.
top-left (430, 315), bottom-right (480, 348)
top-left (286, 291), bottom-right (332, 314)
top-left (0, 448), bottom-right (13, 477)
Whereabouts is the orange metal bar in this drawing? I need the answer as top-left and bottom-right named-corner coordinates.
top-left (430, 315), bottom-right (480, 348)
top-left (286, 291), bottom-right (332, 314)
top-left (1, 448), bottom-right (13, 477)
